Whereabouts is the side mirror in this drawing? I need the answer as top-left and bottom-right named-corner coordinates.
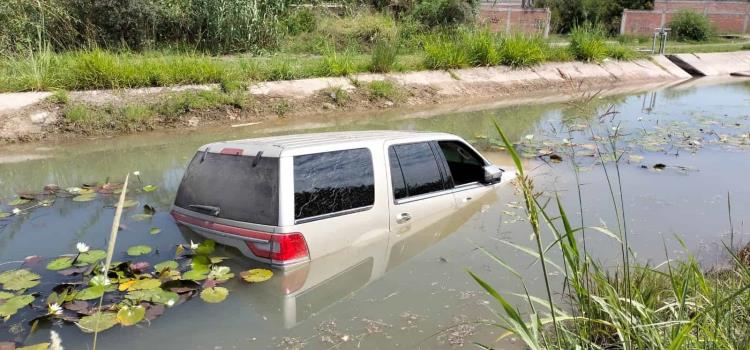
top-left (482, 165), bottom-right (504, 184)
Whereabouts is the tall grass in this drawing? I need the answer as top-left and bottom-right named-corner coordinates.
top-left (471, 111), bottom-right (750, 349)
top-left (370, 39), bottom-right (398, 73)
top-left (499, 34), bottom-right (547, 68)
top-left (423, 34), bottom-right (470, 70)
top-left (569, 26), bottom-right (608, 62)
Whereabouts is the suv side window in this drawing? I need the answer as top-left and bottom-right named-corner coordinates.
top-left (294, 148), bottom-right (374, 222)
top-left (390, 142), bottom-right (446, 200)
top-left (438, 141), bottom-right (486, 186)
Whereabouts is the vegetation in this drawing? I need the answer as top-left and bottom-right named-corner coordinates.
top-left (365, 80), bottom-right (404, 102)
top-left (569, 25), bottom-right (608, 62)
top-left (669, 10), bottom-right (714, 42)
top-left (471, 110), bottom-right (750, 349)
top-left (535, 0), bottom-right (654, 34)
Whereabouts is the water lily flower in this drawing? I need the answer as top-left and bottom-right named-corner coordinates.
top-left (524, 134), bottom-right (534, 141)
top-left (189, 240), bottom-right (199, 250)
top-left (133, 171), bottom-right (141, 176)
top-left (48, 303), bottom-right (63, 316)
top-left (12, 208), bottom-right (21, 215)
top-left (76, 242), bottom-right (90, 253)
top-left (166, 299), bottom-right (175, 307)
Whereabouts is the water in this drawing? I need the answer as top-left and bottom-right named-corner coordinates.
top-left (1, 78), bottom-right (749, 349)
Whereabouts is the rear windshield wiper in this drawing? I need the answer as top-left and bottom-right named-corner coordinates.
top-left (189, 204), bottom-right (221, 216)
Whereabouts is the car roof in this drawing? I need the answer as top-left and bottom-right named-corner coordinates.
top-left (198, 131), bottom-right (459, 157)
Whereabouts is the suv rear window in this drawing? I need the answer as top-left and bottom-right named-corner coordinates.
top-left (175, 152), bottom-right (279, 226)
top-left (294, 148), bottom-right (374, 222)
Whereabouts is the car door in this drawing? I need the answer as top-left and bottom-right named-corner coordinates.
top-left (385, 142), bottom-right (456, 260)
top-left (435, 140), bottom-right (497, 208)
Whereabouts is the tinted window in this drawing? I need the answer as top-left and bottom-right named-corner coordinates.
top-left (294, 149), bottom-right (374, 221)
top-left (175, 152), bottom-right (279, 225)
top-left (391, 142), bottom-right (445, 198)
top-left (438, 141), bottom-right (486, 186)
top-left (389, 148), bottom-right (408, 200)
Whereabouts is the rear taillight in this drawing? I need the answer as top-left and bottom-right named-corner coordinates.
top-left (246, 232), bottom-right (309, 265)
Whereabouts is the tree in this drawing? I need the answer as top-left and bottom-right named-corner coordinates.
top-left (536, 0), bottom-right (653, 34)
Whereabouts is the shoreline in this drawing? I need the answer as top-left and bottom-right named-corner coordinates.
top-left (1, 51), bottom-right (748, 145)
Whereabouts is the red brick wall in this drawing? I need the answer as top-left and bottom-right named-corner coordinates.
top-left (477, 5), bottom-right (551, 37)
top-left (622, 0), bottom-right (750, 35)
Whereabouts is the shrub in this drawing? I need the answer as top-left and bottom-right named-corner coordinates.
top-left (499, 35), bottom-right (546, 68)
top-left (284, 7), bottom-right (317, 36)
top-left (410, 0), bottom-right (478, 28)
top-left (319, 49), bottom-right (356, 76)
top-left (370, 39), bottom-right (398, 73)
top-left (569, 25), bottom-right (608, 62)
top-left (743, 44), bottom-right (750, 50)
top-left (311, 12), bottom-right (399, 53)
top-left (423, 34), bottom-right (470, 70)
top-left (669, 10), bottom-right (713, 42)
top-left (119, 105), bottom-right (154, 122)
top-left (464, 29), bottom-right (501, 66)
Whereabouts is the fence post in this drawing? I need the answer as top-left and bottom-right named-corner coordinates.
top-left (620, 11), bottom-right (628, 35)
top-left (505, 7), bottom-right (512, 35)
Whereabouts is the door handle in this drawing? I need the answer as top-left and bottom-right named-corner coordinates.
top-left (396, 212), bottom-right (412, 224)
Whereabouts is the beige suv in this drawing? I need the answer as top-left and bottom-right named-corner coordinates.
top-left (171, 131), bottom-right (504, 269)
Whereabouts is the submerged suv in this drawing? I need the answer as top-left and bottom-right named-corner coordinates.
top-left (171, 131), bottom-right (504, 269)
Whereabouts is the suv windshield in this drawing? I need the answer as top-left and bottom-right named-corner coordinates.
top-left (175, 151), bottom-right (279, 226)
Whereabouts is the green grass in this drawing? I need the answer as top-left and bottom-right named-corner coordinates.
top-left (569, 26), bottom-right (608, 62)
top-left (423, 34), bottom-right (470, 70)
top-left (325, 86), bottom-right (350, 106)
top-left (366, 80), bottom-right (404, 102)
top-left (370, 39), bottom-right (399, 73)
top-left (500, 34), bottom-right (547, 67)
top-left (47, 90), bottom-right (69, 104)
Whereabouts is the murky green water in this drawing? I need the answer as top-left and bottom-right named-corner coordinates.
top-left (1, 78), bottom-right (750, 349)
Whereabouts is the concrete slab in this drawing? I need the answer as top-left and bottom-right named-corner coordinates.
top-left (249, 77), bottom-right (354, 98)
top-left (671, 51), bottom-right (750, 76)
top-left (0, 92), bottom-right (52, 113)
top-left (650, 55), bottom-right (693, 79)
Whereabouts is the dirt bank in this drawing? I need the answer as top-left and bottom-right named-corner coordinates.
top-left (0, 56), bottom-right (697, 144)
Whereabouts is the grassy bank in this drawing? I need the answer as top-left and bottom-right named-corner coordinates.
top-left (471, 110), bottom-right (750, 349)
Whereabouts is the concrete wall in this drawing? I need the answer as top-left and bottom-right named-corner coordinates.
top-left (477, 4), bottom-right (551, 37)
top-left (621, 0), bottom-right (750, 35)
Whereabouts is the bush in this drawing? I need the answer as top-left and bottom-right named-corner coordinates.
top-left (669, 10), bottom-right (713, 42)
top-left (606, 44), bottom-right (637, 60)
top-left (569, 25), bottom-right (608, 62)
top-left (423, 34), bottom-right (470, 70)
top-left (319, 49), bottom-right (357, 76)
top-left (284, 7), bottom-right (317, 36)
top-left (410, 0), bottom-right (478, 28)
top-left (499, 35), bottom-right (546, 67)
top-left (370, 39), bottom-right (398, 73)
top-left (464, 29), bottom-right (501, 66)
top-left (366, 80), bottom-right (404, 102)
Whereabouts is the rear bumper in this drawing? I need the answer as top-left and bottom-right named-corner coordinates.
top-left (170, 208), bottom-right (308, 270)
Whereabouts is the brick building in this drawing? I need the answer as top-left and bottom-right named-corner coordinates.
top-left (621, 0), bottom-right (750, 36)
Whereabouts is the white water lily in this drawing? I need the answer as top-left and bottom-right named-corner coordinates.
top-left (524, 134), bottom-right (534, 141)
top-left (48, 303), bottom-right (63, 316)
top-left (76, 242), bottom-right (90, 253)
top-left (66, 187), bottom-right (81, 194)
top-left (189, 240), bottom-right (199, 250)
top-left (166, 299), bottom-right (175, 307)
top-left (12, 208), bottom-right (21, 215)
top-left (133, 171), bottom-right (141, 176)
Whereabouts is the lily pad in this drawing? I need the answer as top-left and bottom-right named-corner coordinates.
top-left (127, 245), bottom-right (152, 256)
top-left (0, 212), bottom-right (10, 219)
top-left (0, 294), bottom-right (35, 318)
top-left (130, 213), bottom-right (153, 222)
top-left (142, 185), bottom-right (158, 192)
top-left (200, 287), bottom-right (228, 303)
top-left (154, 260), bottom-right (178, 272)
top-left (78, 250), bottom-right (107, 264)
top-left (72, 194), bottom-right (97, 202)
top-left (182, 269), bottom-right (209, 281)
top-left (18, 343), bottom-right (51, 350)
top-left (0, 269), bottom-right (41, 290)
top-left (117, 305), bottom-right (145, 326)
top-left (240, 269), bottom-right (273, 283)
top-left (77, 311), bottom-right (118, 333)
top-left (8, 198), bottom-right (31, 206)
top-left (122, 199), bottom-right (140, 209)
top-left (46, 257), bottom-right (74, 271)
top-left (149, 227), bottom-right (161, 235)
top-left (195, 240), bottom-right (216, 255)
top-left (125, 289), bottom-right (179, 305)
top-left (128, 278), bottom-right (161, 291)
top-left (0, 291), bottom-right (13, 299)
top-left (208, 266), bottom-right (234, 282)
top-left (75, 286), bottom-right (105, 300)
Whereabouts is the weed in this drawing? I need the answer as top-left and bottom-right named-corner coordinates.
top-left (320, 49), bottom-right (357, 76)
top-left (423, 34), bottom-right (469, 70)
top-left (569, 25), bottom-right (608, 62)
top-left (326, 86), bottom-right (350, 106)
top-left (464, 29), bottom-right (501, 66)
top-left (273, 100), bottom-right (291, 116)
top-left (370, 39), bottom-right (398, 73)
top-left (119, 105), bottom-right (154, 122)
top-left (366, 80), bottom-right (403, 102)
top-left (606, 44), bottom-right (638, 61)
top-left (499, 34), bottom-right (546, 68)
top-left (48, 90), bottom-right (69, 105)
top-left (63, 104), bottom-right (100, 124)
top-left (219, 79), bottom-right (246, 94)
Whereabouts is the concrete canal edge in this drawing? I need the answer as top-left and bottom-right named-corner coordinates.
top-left (0, 51), bottom-right (748, 144)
